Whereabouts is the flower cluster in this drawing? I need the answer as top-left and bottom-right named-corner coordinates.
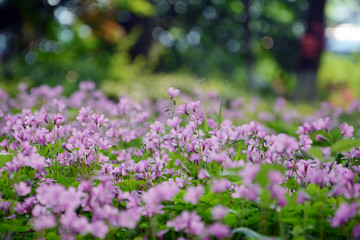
top-left (0, 83), bottom-right (360, 239)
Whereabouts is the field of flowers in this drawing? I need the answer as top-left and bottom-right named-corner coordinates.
top-left (1, 81), bottom-right (360, 240)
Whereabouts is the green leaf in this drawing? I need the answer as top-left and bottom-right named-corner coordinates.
top-left (224, 213), bottom-right (238, 227)
top-left (71, 181), bottom-right (80, 188)
top-left (255, 164), bottom-right (285, 188)
top-left (232, 227), bottom-right (281, 240)
top-left (286, 178), bottom-right (299, 190)
top-left (307, 147), bottom-right (323, 160)
top-left (259, 189), bottom-right (272, 206)
top-left (331, 139), bottom-right (360, 153)
top-left (218, 96), bottom-right (224, 130)
top-left (0, 223), bottom-right (10, 233)
top-left (200, 191), bottom-right (218, 204)
top-left (11, 225), bottom-right (29, 232)
top-left (0, 154), bottom-right (12, 168)
top-left (118, 0), bottom-right (156, 17)
top-left (234, 141), bottom-right (246, 161)
top-left (173, 190), bottom-right (186, 204)
top-left (243, 214), bottom-right (261, 226)
top-left (46, 232), bottom-right (61, 240)
top-left (222, 166), bottom-right (242, 183)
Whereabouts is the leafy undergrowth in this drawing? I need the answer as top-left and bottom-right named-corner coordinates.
top-left (1, 82), bottom-right (360, 239)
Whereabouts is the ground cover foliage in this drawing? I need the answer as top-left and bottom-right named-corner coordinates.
top-left (1, 82), bottom-right (360, 239)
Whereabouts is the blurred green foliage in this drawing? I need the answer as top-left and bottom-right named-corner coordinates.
top-left (151, 0), bottom-right (307, 87)
top-left (0, 0), bottom-right (155, 95)
top-left (0, 0), bottom-right (359, 101)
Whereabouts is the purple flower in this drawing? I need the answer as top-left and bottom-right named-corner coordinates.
top-left (91, 113), bottom-right (109, 127)
top-left (321, 147), bottom-right (331, 158)
top-left (142, 181), bottom-right (180, 216)
top-left (33, 214), bottom-right (56, 231)
top-left (232, 184), bottom-right (261, 202)
top-left (177, 103), bottom-right (189, 115)
top-left (198, 169), bottom-right (210, 180)
top-left (331, 203), bottom-right (356, 227)
top-left (211, 179), bottom-right (231, 193)
top-left (52, 113), bottom-right (65, 126)
top-left (167, 211), bottom-right (206, 237)
top-left (184, 185), bottom-right (204, 204)
top-left (14, 181), bottom-right (31, 196)
top-left (168, 87), bottom-right (180, 98)
top-left (91, 220), bottom-right (109, 239)
top-left (315, 134), bottom-right (327, 141)
top-left (340, 122), bottom-right (354, 138)
top-left (312, 117), bottom-right (331, 131)
top-left (269, 185), bottom-right (287, 207)
top-left (273, 134), bottom-right (298, 154)
top-left (238, 164), bottom-right (259, 184)
top-left (207, 223), bottom-right (231, 238)
top-left (299, 134), bottom-right (312, 151)
top-left (167, 116), bottom-right (182, 128)
top-left (156, 229), bottom-right (169, 239)
top-left (353, 223), bottom-right (360, 239)
top-left (268, 170), bottom-right (283, 185)
top-left (211, 205), bottom-right (229, 220)
top-left (296, 190), bottom-right (309, 204)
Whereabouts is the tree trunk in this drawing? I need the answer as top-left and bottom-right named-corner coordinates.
top-left (295, 0), bottom-right (326, 101)
top-left (243, 0), bottom-right (254, 92)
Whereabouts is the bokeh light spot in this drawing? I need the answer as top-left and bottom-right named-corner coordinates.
top-left (66, 70), bottom-right (79, 83)
top-left (175, 2), bottom-right (187, 14)
top-left (226, 39), bottom-right (240, 53)
top-left (211, 0), bottom-right (225, 5)
top-left (78, 25), bottom-right (92, 39)
top-left (118, 11), bottom-right (131, 23)
top-left (292, 21), bottom-right (305, 37)
top-left (152, 26), bottom-right (164, 40)
top-left (25, 52), bottom-right (36, 65)
top-left (261, 36), bottom-right (274, 49)
top-left (187, 30), bottom-right (201, 45)
top-left (54, 7), bottom-right (75, 26)
top-left (58, 29), bottom-right (74, 42)
top-left (48, 0), bottom-right (61, 6)
top-left (159, 31), bottom-right (175, 47)
top-left (203, 6), bottom-right (217, 20)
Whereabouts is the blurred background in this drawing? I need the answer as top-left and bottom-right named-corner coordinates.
top-left (0, 0), bottom-right (359, 103)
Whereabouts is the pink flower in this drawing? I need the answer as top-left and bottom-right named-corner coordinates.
top-left (211, 179), bottom-right (231, 193)
top-left (156, 229), bottom-right (169, 239)
top-left (296, 190), bottom-right (309, 204)
top-left (273, 134), bottom-right (298, 154)
top-left (353, 223), bottom-right (360, 239)
top-left (52, 113), bottom-right (65, 126)
top-left (340, 122), bottom-right (354, 138)
top-left (331, 202), bottom-right (356, 227)
top-left (167, 116), bottom-right (182, 128)
top-left (238, 164), bottom-right (259, 184)
top-left (315, 134), bottom-right (327, 141)
top-left (167, 87), bottom-right (180, 98)
top-left (91, 113), bottom-right (109, 127)
top-left (167, 211), bottom-right (206, 237)
top-left (14, 181), bottom-right (31, 196)
top-left (33, 214), bottom-right (56, 231)
top-left (269, 185), bottom-right (287, 207)
top-left (211, 205), bottom-right (228, 220)
top-left (232, 184), bottom-right (261, 202)
top-left (184, 185), bottom-right (204, 204)
top-left (207, 223), bottom-right (231, 238)
top-left (91, 220), bottom-right (109, 239)
top-left (299, 134), bottom-right (312, 151)
top-left (268, 170), bottom-right (283, 185)
top-left (198, 169), bottom-right (210, 179)
top-left (312, 117), bottom-right (331, 131)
